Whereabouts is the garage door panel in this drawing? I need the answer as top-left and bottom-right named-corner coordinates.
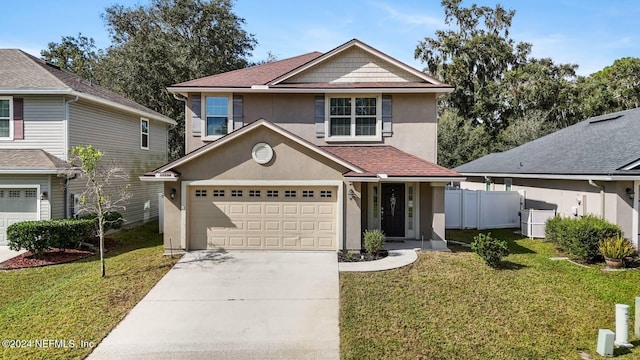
top-left (0, 188), bottom-right (39, 246)
top-left (190, 186), bottom-right (337, 250)
top-left (265, 237), bottom-right (280, 247)
top-left (265, 205), bottom-right (280, 215)
top-left (318, 221), bottom-right (334, 231)
top-left (247, 237), bottom-right (262, 246)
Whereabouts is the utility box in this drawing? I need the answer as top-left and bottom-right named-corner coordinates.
top-left (597, 329), bottom-right (614, 357)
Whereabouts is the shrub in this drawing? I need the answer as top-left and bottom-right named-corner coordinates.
top-left (599, 236), bottom-right (636, 260)
top-left (544, 215), bottom-right (622, 261)
top-left (78, 211), bottom-right (124, 231)
top-left (471, 232), bottom-right (509, 268)
top-left (363, 229), bottom-right (386, 254)
top-left (7, 219), bottom-right (95, 256)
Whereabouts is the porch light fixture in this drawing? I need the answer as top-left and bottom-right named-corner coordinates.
top-left (40, 192), bottom-right (48, 200)
top-left (169, 188), bottom-right (177, 200)
top-left (626, 187), bottom-right (635, 199)
top-left (348, 188), bottom-right (355, 200)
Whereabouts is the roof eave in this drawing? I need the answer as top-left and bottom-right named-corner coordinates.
top-left (345, 176), bottom-right (466, 182)
top-left (152, 119), bottom-right (364, 174)
top-left (0, 88), bottom-right (176, 125)
top-left (167, 86), bottom-right (454, 95)
top-left (0, 88), bottom-right (72, 95)
top-left (458, 172), bottom-right (640, 181)
top-left (70, 91), bottom-right (176, 125)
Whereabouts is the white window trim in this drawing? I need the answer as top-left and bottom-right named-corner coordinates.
top-left (202, 93), bottom-right (232, 140)
top-left (324, 94), bottom-right (382, 142)
top-left (140, 118), bottom-right (149, 150)
top-left (0, 96), bottom-right (14, 141)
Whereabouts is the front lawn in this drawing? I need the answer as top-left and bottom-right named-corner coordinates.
top-left (0, 221), bottom-right (180, 360)
top-left (340, 230), bottom-right (640, 359)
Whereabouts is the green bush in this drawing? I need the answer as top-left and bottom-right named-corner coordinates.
top-left (78, 211), bottom-right (124, 231)
top-left (7, 219), bottom-right (95, 256)
top-left (471, 232), bottom-right (509, 268)
top-left (544, 215), bottom-right (622, 261)
top-left (363, 229), bottom-right (386, 254)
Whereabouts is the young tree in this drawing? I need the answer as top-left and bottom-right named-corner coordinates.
top-left (70, 145), bottom-right (131, 278)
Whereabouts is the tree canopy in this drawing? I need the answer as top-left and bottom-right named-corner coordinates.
top-left (417, 0), bottom-right (636, 168)
top-left (42, 0), bottom-right (256, 160)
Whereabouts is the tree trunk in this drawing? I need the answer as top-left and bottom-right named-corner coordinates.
top-left (99, 219), bottom-right (105, 278)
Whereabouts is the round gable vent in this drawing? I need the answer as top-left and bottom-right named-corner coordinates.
top-left (252, 142), bottom-right (273, 164)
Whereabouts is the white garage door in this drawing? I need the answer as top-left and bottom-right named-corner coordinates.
top-left (0, 188), bottom-right (39, 246)
top-left (189, 186), bottom-right (337, 250)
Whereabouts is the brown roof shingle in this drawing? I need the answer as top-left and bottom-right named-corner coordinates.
top-left (0, 149), bottom-right (71, 172)
top-left (0, 49), bottom-right (173, 123)
top-left (321, 146), bottom-right (460, 178)
top-left (173, 52), bottom-right (323, 87)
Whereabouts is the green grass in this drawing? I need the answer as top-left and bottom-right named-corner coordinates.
top-left (340, 230), bottom-right (640, 359)
top-left (0, 221), bottom-right (180, 360)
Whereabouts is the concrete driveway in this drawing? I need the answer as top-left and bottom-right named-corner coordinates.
top-left (87, 250), bottom-right (340, 360)
top-left (0, 246), bottom-right (25, 263)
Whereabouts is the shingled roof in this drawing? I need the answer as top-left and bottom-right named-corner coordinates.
top-left (455, 107), bottom-right (640, 177)
top-left (0, 149), bottom-right (72, 173)
top-left (322, 146), bottom-right (461, 178)
top-left (169, 39), bottom-right (452, 92)
top-left (0, 49), bottom-right (175, 124)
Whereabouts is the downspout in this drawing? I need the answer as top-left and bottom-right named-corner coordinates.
top-left (64, 96), bottom-right (79, 161)
top-left (63, 96), bottom-right (79, 218)
top-left (588, 179), bottom-right (605, 218)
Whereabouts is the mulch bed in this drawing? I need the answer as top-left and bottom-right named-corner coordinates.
top-left (337, 250), bottom-right (388, 262)
top-left (0, 237), bottom-right (120, 270)
top-left (0, 248), bottom-right (95, 270)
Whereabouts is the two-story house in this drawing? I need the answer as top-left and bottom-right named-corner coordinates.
top-left (142, 39), bottom-right (463, 251)
top-left (0, 49), bottom-right (176, 245)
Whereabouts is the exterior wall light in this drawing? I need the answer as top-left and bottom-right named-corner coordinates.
top-left (626, 187), bottom-right (635, 199)
top-left (40, 192), bottom-right (48, 200)
top-left (348, 188), bottom-right (355, 200)
top-left (169, 188), bottom-right (177, 200)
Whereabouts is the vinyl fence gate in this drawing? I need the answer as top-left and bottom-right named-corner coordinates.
top-left (445, 189), bottom-right (522, 230)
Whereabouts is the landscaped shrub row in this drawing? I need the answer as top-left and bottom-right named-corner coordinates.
top-left (545, 215), bottom-right (622, 261)
top-left (7, 219), bottom-right (96, 256)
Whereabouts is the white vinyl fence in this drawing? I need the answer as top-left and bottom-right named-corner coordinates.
top-left (445, 189), bottom-right (521, 230)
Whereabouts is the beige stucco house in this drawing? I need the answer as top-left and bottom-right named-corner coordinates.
top-left (0, 49), bottom-right (176, 245)
top-left (455, 108), bottom-right (640, 248)
top-left (142, 39), bottom-right (463, 251)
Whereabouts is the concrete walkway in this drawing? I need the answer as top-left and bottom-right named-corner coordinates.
top-left (0, 246), bottom-right (25, 263)
top-left (338, 240), bottom-right (450, 272)
top-left (87, 250), bottom-right (339, 360)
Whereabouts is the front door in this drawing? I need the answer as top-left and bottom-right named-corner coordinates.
top-left (381, 183), bottom-right (405, 237)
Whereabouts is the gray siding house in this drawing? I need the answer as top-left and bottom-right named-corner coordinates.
top-left (0, 49), bottom-right (176, 245)
top-left (455, 108), bottom-right (640, 248)
top-left (142, 39), bottom-right (463, 252)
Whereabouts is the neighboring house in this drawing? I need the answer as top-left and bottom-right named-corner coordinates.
top-left (0, 49), bottom-right (176, 245)
top-left (141, 39), bottom-right (463, 252)
top-left (455, 108), bottom-right (640, 248)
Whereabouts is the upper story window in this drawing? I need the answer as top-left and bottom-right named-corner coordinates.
top-left (205, 96), bottom-right (230, 138)
top-left (326, 95), bottom-right (381, 142)
top-left (0, 97), bottom-right (13, 139)
top-left (141, 118), bottom-right (149, 150)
